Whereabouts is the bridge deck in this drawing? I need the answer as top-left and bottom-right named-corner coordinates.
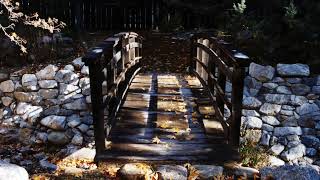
top-left (99, 73), bottom-right (239, 163)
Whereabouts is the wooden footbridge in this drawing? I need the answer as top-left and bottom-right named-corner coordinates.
top-left (83, 32), bottom-right (249, 164)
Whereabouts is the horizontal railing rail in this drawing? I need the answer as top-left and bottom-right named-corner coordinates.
top-left (189, 33), bottom-right (250, 147)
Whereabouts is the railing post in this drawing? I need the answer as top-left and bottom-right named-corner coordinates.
top-left (230, 66), bottom-right (246, 147)
top-left (190, 37), bottom-right (196, 71)
top-left (83, 58), bottom-right (106, 157)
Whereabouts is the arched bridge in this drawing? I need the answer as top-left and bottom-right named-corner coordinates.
top-left (83, 32), bottom-right (249, 163)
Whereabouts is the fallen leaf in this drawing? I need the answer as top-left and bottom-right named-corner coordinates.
top-left (152, 136), bottom-right (162, 144)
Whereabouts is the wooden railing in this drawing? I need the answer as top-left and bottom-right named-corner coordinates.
top-left (83, 32), bottom-right (142, 157)
top-left (189, 33), bottom-right (250, 147)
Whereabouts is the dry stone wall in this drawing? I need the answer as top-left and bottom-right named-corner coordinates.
top-left (241, 62), bottom-right (320, 167)
top-left (0, 57), bottom-right (92, 146)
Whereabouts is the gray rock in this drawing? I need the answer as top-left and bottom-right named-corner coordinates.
top-left (287, 135), bottom-right (300, 141)
top-left (260, 132), bottom-right (271, 146)
top-left (276, 86), bottom-right (292, 94)
top-left (242, 130), bottom-right (261, 144)
top-left (59, 83), bottom-right (80, 95)
top-left (312, 86), bottom-right (320, 94)
top-left (67, 115), bottom-right (82, 128)
top-left (261, 165), bottom-right (319, 180)
top-left (244, 76), bottom-right (262, 91)
top-left (55, 70), bottom-right (79, 84)
top-left (47, 131), bottom-right (69, 145)
top-left (286, 78), bottom-right (302, 84)
top-left (81, 66), bottom-right (89, 75)
top-left (263, 83), bottom-right (278, 89)
top-left (36, 132), bottom-right (48, 143)
top-left (269, 156), bottom-right (285, 167)
top-left (259, 103), bottom-right (281, 115)
top-left (262, 116), bottom-right (280, 126)
top-left (72, 57), bottom-right (85, 70)
top-left (281, 144), bottom-right (306, 161)
top-left (243, 97), bottom-right (262, 109)
top-left (306, 148), bottom-right (317, 157)
top-left (71, 134), bottom-right (83, 145)
top-left (1, 97), bottom-right (13, 106)
top-left (277, 64), bottom-right (310, 77)
top-left (0, 161), bottom-right (29, 180)
top-left (291, 84), bottom-right (311, 95)
top-left (81, 115), bottom-right (93, 125)
top-left (301, 135), bottom-right (320, 149)
top-left (79, 78), bottom-right (90, 95)
top-left (39, 159), bottom-right (57, 171)
top-left (292, 96), bottom-right (308, 106)
top-left (270, 144), bottom-right (285, 155)
top-left (233, 166), bottom-right (259, 178)
top-left (39, 89), bottom-right (59, 99)
top-left (156, 165), bottom-right (187, 180)
top-left (118, 163), bottom-right (153, 180)
top-left (296, 103), bottom-right (319, 115)
top-left (0, 80), bottom-right (14, 92)
top-left (64, 147), bottom-right (95, 162)
top-left (242, 116), bottom-right (262, 129)
top-left (242, 110), bottom-right (260, 117)
top-left (282, 105), bottom-right (295, 110)
top-left (64, 64), bottom-right (75, 71)
top-left (63, 98), bottom-right (87, 110)
top-left (192, 165), bottom-right (223, 179)
top-left (274, 127), bottom-right (302, 136)
top-left (280, 110), bottom-right (294, 116)
top-left (21, 74), bottom-right (37, 87)
top-left (249, 63), bottom-right (275, 82)
top-left (265, 94), bottom-right (292, 105)
top-left (14, 92), bottom-right (34, 102)
top-left (38, 80), bottom-right (58, 89)
top-left (40, 115), bottom-right (66, 130)
top-left (36, 65), bottom-right (58, 80)
top-left (262, 124), bottom-right (274, 132)
top-left (77, 124), bottom-right (89, 133)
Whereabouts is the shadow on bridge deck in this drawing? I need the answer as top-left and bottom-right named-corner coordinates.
top-left (99, 72), bottom-right (239, 164)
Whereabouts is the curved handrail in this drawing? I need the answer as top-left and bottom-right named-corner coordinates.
top-left (189, 33), bottom-right (249, 147)
top-left (83, 32), bottom-right (143, 157)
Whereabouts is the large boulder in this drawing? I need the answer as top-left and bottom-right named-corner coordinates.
top-left (277, 64), bottom-right (310, 77)
top-left (260, 165), bottom-right (319, 180)
top-left (249, 63), bottom-right (275, 82)
top-left (0, 80), bottom-right (14, 92)
top-left (0, 161), bottom-right (29, 180)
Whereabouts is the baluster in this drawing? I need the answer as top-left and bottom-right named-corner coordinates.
top-left (196, 38), bottom-right (203, 76)
top-left (202, 39), bottom-right (210, 82)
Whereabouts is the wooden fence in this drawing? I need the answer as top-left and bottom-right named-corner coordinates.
top-left (5, 0), bottom-right (213, 31)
